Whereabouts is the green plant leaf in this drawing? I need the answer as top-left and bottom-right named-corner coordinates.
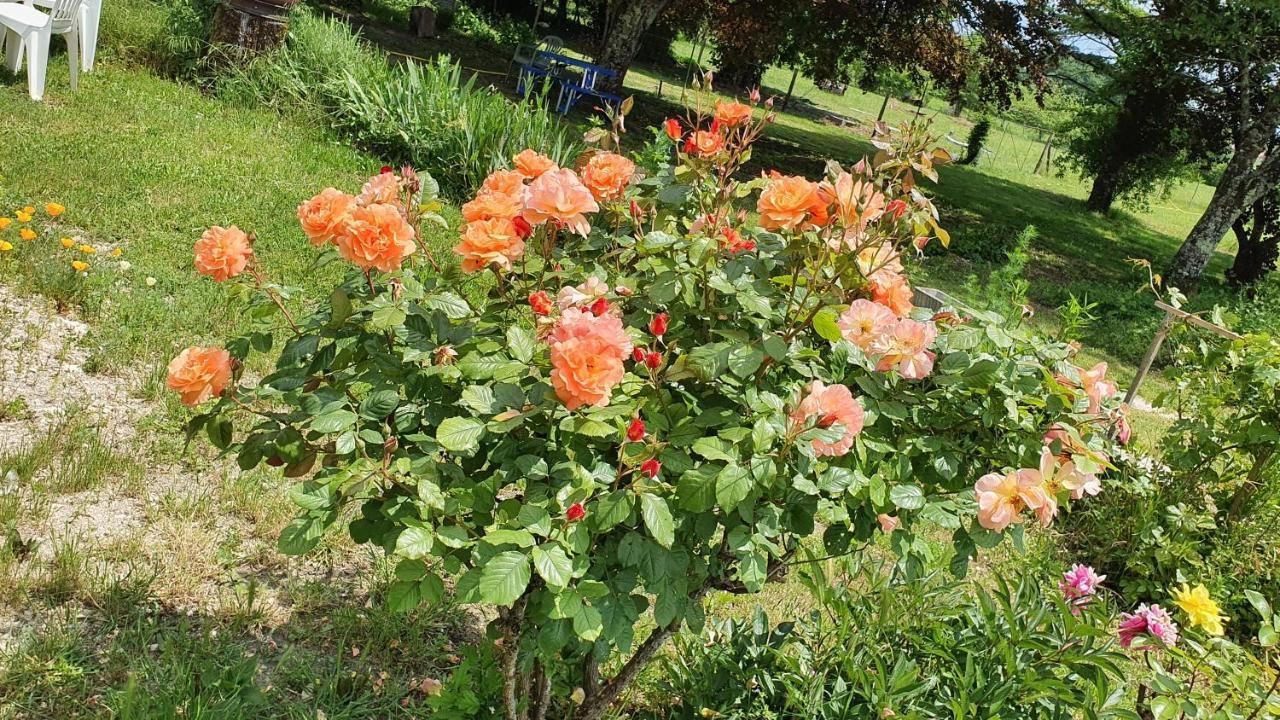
top-left (716, 465), bottom-right (752, 511)
top-left (478, 550), bottom-right (530, 606)
top-left (532, 544), bottom-right (573, 589)
top-left (436, 416), bottom-right (485, 452)
top-left (360, 389), bottom-right (400, 419)
top-left (395, 527), bottom-right (433, 559)
top-left (812, 307), bottom-right (843, 343)
top-left (639, 493), bottom-right (675, 548)
top-left (312, 409), bottom-right (358, 434)
top-left (506, 325), bottom-right (536, 363)
top-left (889, 484), bottom-right (926, 510)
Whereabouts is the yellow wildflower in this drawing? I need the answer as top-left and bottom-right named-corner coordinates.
top-left (0, 217), bottom-right (10, 229)
top-left (21, 206), bottom-right (34, 215)
top-left (71, 260), bottom-right (89, 272)
top-left (15, 211), bottom-right (32, 223)
top-left (0, 240), bottom-right (12, 252)
top-left (45, 202), bottom-right (65, 217)
top-left (111, 247), bottom-right (123, 257)
top-left (60, 237), bottom-right (75, 248)
top-left (1172, 583), bottom-right (1227, 636)
top-left (79, 244), bottom-right (96, 254)
top-left (19, 228), bottom-right (36, 241)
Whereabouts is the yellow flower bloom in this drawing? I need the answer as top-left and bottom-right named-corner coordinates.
top-left (0, 217), bottom-right (11, 229)
top-left (22, 206), bottom-right (34, 215)
top-left (15, 211), bottom-right (32, 223)
top-left (0, 240), bottom-right (13, 252)
top-left (45, 202), bottom-right (65, 217)
top-left (60, 237), bottom-right (75, 248)
top-left (71, 260), bottom-right (89, 272)
top-left (79, 244), bottom-right (96, 254)
top-left (19, 228), bottom-right (36, 241)
top-left (111, 247), bottom-right (123, 257)
top-left (1172, 583), bottom-right (1227, 636)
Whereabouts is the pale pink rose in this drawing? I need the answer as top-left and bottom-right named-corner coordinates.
top-left (788, 380), bottom-right (864, 457)
top-left (357, 172), bottom-right (400, 206)
top-left (877, 514), bottom-right (899, 533)
top-left (555, 276), bottom-right (609, 311)
top-left (838, 299), bottom-right (896, 352)
top-left (1079, 362), bottom-right (1117, 413)
top-left (1060, 564), bottom-right (1105, 614)
top-left (873, 319), bottom-right (937, 380)
top-left (975, 468), bottom-right (1054, 531)
top-left (522, 169), bottom-right (600, 236)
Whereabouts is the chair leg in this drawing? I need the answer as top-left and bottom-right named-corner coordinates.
top-left (26, 27), bottom-right (48, 101)
top-left (80, 1), bottom-right (99, 72)
top-left (65, 27), bottom-right (78, 91)
top-left (4, 28), bottom-right (21, 73)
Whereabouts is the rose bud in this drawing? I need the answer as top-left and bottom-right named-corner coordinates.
top-left (380, 165), bottom-right (393, 174)
top-left (885, 199), bottom-right (908, 220)
top-left (649, 312), bottom-right (668, 337)
top-left (627, 417), bottom-right (645, 442)
top-left (615, 285), bottom-right (634, 297)
top-left (632, 347), bottom-right (647, 363)
top-left (645, 351), bottom-right (662, 369)
top-left (639, 458), bottom-right (661, 478)
top-left (664, 118), bottom-right (681, 141)
top-left (589, 297), bottom-right (610, 316)
top-left (566, 502), bottom-right (586, 522)
top-left (749, 87), bottom-right (761, 104)
top-left (529, 290), bottom-right (552, 316)
top-left (512, 216), bottom-right (533, 239)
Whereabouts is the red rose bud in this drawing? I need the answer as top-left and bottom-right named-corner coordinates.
top-left (380, 165), bottom-right (393, 174)
top-left (885, 199), bottom-right (908, 220)
top-left (633, 347), bottom-right (647, 363)
top-left (630, 199), bottom-right (642, 220)
top-left (649, 312), bottom-right (668, 337)
top-left (683, 136), bottom-right (696, 154)
top-left (529, 290), bottom-right (552, 316)
top-left (645, 351), bottom-right (662, 369)
top-left (590, 297), bottom-right (610, 316)
top-left (627, 417), bottom-right (646, 442)
top-left (664, 118), bottom-right (681, 141)
top-left (640, 458), bottom-right (661, 478)
top-left (512, 216), bottom-right (533, 239)
top-left (749, 87), bottom-right (761, 104)
top-left (566, 502), bottom-right (586, 522)
top-left (710, 119), bottom-right (721, 134)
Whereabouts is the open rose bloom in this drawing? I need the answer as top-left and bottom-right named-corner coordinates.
top-left (173, 114), bottom-right (1130, 713)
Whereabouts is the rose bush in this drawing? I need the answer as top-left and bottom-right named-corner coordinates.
top-left (172, 99), bottom-right (1128, 718)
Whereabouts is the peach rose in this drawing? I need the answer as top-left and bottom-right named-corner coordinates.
top-left (877, 514), bottom-right (900, 533)
top-left (757, 175), bottom-right (829, 231)
top-left (481, 169), bottom-right (528, 199)
top-left (194, 225), bottom-right (253, 282)
top-left (357, 172), bottom-right (400, 206)
top-left (856, 241), bottom-right (904, 283)
top-left (789, 380), bottom-right (864, 457)
top-left (685, 130), bottom-right (725, 156)
top-left (297, 188), bottom-right (356, 246)
top-left (838, 299), bottom-right (896, 352)
top-left (869, 271), bottom-right (914, 317)
top-left (714, 100), bottom-right (753, 127)
top-left (454, 218), bottom-right (526, 273)
top-left (514, 149), bottom-right (558, 179)
top-left (1079, 362), bottom-right (1117, 413)
top-left (548, 310), bottom-right (634, 410)
top-left (580, 152), bottom-right (636, 202)
top-left (336, 203), bottom-right (417, 272)
top-left (522, 169), bottom-right (600, 236)
top-left (462, 192), bottom-right (522, 223)
top-left (819, 172), bottom-right (886, 231)
top-left (873, 319), bottom-right (937, 380)
top-left (975, 469), bottom-right (1053, 531)
top-left (167, 346), bottom-right (232, 406)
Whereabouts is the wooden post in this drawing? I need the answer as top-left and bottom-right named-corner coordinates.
top-left (877, 94), bottom-right (889, 122)
top-left (1033, 133), bottom-right (1055, 175)
top-left (1124, 300), bottom-right (1244, 405)
top-left (781, 66), bottom-right (799, 110)
top-left (409, 6), bottom-right (436, 37)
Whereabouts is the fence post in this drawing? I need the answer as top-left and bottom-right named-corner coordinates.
top-left (1124, 309), bottom-right (1175, 405)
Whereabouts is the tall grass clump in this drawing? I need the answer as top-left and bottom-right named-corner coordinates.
top-left (216, 9), bottom-right (580, 198)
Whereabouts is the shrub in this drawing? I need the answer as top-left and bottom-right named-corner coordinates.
top-left (173, 107), bottom-right (1127, 719)
top-left (959, 118), bottom-right (990, 165)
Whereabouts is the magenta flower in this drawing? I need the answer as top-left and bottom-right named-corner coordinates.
top-left (1117, 604), bottom-right (1179, 649)
top-left (1059, 564), bottom-right (1105, 614)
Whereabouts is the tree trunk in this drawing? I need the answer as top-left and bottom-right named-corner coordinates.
top-left (592, 0), bottom-right (671, 95)
top-left (1085, 168), bottom-right (1121, 214)
top-left (1226, 193), bottom-right (1279, 288)
top-left (1168, 126), bottom-right (1280, 291)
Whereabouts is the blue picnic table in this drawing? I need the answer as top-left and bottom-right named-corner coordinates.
top-left (516, 50), bottom-right (622, 115)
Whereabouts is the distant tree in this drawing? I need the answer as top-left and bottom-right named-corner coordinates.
top-left (1226, 189), bottom-right (1280, 289)
top-left (960, 119), bottom-right (991, 165)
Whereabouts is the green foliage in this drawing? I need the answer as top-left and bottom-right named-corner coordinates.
top-left (959, 118), bottom-right (990, 166)
top-left (652, 556), bottom-right (1129, 718)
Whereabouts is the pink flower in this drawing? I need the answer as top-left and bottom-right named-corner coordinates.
top-left (357, 171), bottom-right (400, 206)
top-left (789, 380), bottom-right (864, 457)
top-left (873, 319), bottom-right (937, 380)
top-left (819, 172), bottom-right (886, 232)
top-left (1118, 604), bottom-right (1179, 649)
top-left (877, 514), bottom-right (899, 533)
top-left (974, 469), bottom-right (1054, 531)
top-left (522, 169), bottom-right (600, 236)
top-left (838, 299), bottom-right (896, 353)
top-left (1060, 564), bottom-right (1105, 614)
top-left (1079, 362), bottom-right (1117, 414)
top-left (556, 276), bottom-right (609, 311)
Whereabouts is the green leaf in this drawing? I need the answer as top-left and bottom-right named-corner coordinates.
top-left (1259, 624), bottom-right (1277, 648)
top-left (206, 415), bottom-right (233, 449)
top-left (506, 325), bottom-right (536, 363)
top-left (1245, 589), bottom-right (1272, 619)
top-left (436, 417), bottom-right (485, 452)
top-left (395, 527), bottom-right (433, 559)
top-left (762, 335), bottom-right (788, 361)
top-left (716, 465), bottom-right (752, 511)
top-left (648, 272), bottom-right (680, 303)
top-left (312, 409), bottom-right (358, 434)
top-left (889, 484), bottom-right (926, 510)
top-left (422, 292), bottom-right (470, 319)
top-left (461, 385), bottom-right (497, 414)
top-left (360, 389), bottom-right (399, 420)
top-left (727, 345), bottom-right (765, 378)
top-left (370, 304), bottom-right (406, 331)
top-left (478, 551), bottom-right (530, 606)
top-left (278, 517), bottom-right (324, 555)
top-left (328, 289), bottom-right (352, 329)
top-left (532, 544), bottom-right (573, 589)
top-left (692, 436), bottom-right (736, 463)
top-left (676, 467), bottom-right (718, 512)
top-left (572, 603), bottom-right (603, 641)
top-left (812, 307), bottom-right (843, 343)
top-left (639, 493), bottom-right (675, 548)
top-left (483, 529), bottom-right (536, 548)
top-left (593, 490), bottom-right (633, 531)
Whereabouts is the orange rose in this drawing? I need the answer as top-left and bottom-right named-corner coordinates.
top-left (757, 176), bottom-right (829, 231)
top-left (336, 203), bottom-right (417, 272)
top-left (297, 188), bottom-right (356, 246)
top-left (714, 100), bottom-right (753, 127)
top-left (819, 172), bottom-right (886, 231)
top-left (685, 130), bottom-right (724, 156)
top-left (194, 225), bottom-right (253, 282)
top-left (481, 169), bottom-right (528, 198)
top-left (548, 310), bottom-right (633, 410)
top-left (357, 171), bottom-right (400, 206)
top-left (167, 346), bottom-right (232, 406)
top-left (869, 271), bottom-right (914, 317)
top-left (462, 191), bottom-right (523, 223)
top-left (513, 149), bottom-right (558, 179)
top-left (522, 168), bottom-right (600, 236)
top-left (580, 152), bottom-right (636, 202)
top-left (454, 217), bottom-right (526, 273)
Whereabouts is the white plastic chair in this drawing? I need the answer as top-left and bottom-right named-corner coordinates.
top-left (31, 0), bottom-right (99, 72)
top-left (0, 0), bottom-right (84, 101)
